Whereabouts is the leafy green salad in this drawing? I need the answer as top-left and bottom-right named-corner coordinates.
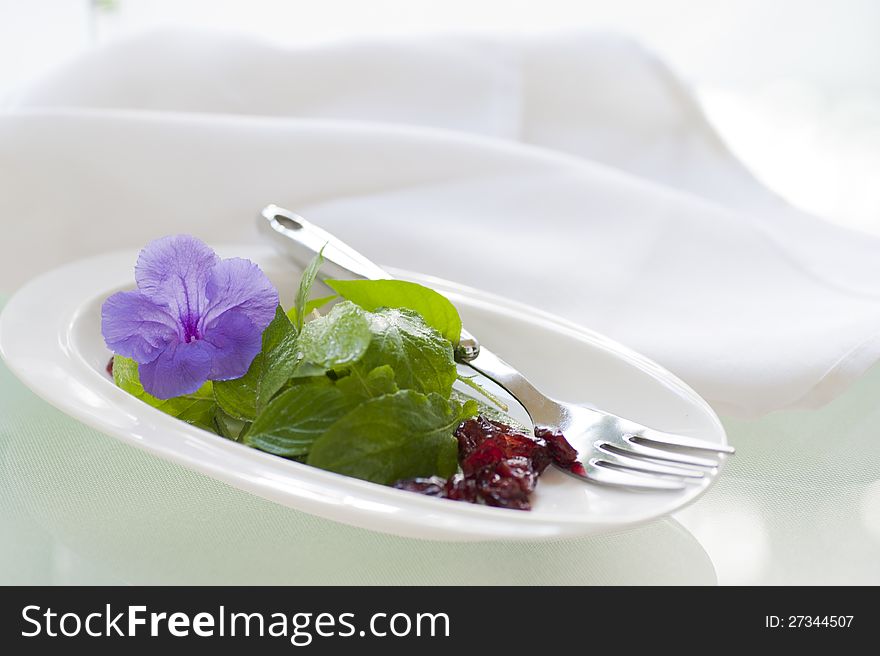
top-left (110, 251), bottom-right (509, 486)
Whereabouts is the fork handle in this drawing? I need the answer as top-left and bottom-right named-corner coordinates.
top-left (258, 205), bottom-right (481, 361)
top-left (464, 348), bottom-right (567, 427)
top-left (258, 205), bottom-right (565, 426)
top-left (258, 205), bottom-right (391, 282)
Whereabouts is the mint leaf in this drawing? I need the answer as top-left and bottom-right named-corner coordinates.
top-left (459, 397), bottom-right (480, 422)
top-left (336, 364), bottom-right (398, 401)
top-left (359, 307), bottom-right (457, 396)
top-left (293, 250), bottom-right (325, 332)
top-left (113, 355), bottom-right (215, 430)
top-left (214, 353), bottom-right (262, 421)
top-left (293, 301), bottom-right (372, 374)
top-left (258, 306), bottom-right (300, 408)
top-left (456, 372), bottom-right (508, 411)
top-left (214, 306), bottom-right (298, 420)
top-left (451, 389), bottom-right (527, 433)
top-left (243, 379), bottom-right (359, 457)
top-left (327, 279), bottom-right (462, 344)
top-left (213, 408), bottom-right (249, 441)
top-left (243, 364), bottom-right (398, 457)
top-left (286, 294), bottom-right (337, 324)
top-left (307, 389), bottom-right (462, 484)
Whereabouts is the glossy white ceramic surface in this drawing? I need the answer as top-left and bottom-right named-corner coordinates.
top-left (0, 246), bottom-right (728, 541)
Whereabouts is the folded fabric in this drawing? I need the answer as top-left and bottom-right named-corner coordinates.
top-left (2, 29), bottom-right (879, 417)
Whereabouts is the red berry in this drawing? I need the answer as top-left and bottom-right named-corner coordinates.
top-left (392, 477), bottom-right (446, 496)
top-left (394, 416), bottom-right (582, 511)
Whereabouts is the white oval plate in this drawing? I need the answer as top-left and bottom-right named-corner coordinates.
top-left (0, 245), bottom-right (728, 541)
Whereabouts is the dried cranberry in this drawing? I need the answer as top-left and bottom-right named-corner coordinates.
top-left (393, 477), bottom-right (447, 497)
top-left (535, 427), bottom-right (580, 471)
top-left (507, 432), bottom-right (552, 473)
top-left (444, 475), bottom-right (478, 503)
top-left (106, 357), bottom-right (114, 377)
top-left (394, 415), bottom-right (581, 512)
top-left (456, 415), bottom-right (504, 456)
top-left (461, 438), bottom-right (506, 475)
top-left (478, 478), bottom-right (531, 510)
top-left (475, 456), bottom-right (536, 510)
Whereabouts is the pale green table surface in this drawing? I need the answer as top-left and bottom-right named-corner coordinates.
top-left (2, 293), bottom-right (878, 585)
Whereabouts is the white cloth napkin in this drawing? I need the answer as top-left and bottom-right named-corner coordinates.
top-left (2, 29), bottom-right (879, 417)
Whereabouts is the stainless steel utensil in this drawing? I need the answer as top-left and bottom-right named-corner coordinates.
top-left (258, 204), bottom-right (733, 491)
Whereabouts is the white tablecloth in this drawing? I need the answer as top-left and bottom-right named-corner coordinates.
top-left (4, 29), bottom-right (880, 417)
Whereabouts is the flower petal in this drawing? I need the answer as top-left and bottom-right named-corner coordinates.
top-left (138, 339), bottom-right (214, 399)
top-left (202, 309), bottom-right (262, 380)
top-left (200, 257), bottom-right (279, 333)
top-left (101, 290), bottom-right (178, 363)
top-left (135, 235), bottom-right (219, 331)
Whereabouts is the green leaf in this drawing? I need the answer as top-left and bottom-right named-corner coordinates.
top-left (451, 389), bottom-right (527, 433)
top-left (213, 408), bottom-right (249, 441)
top-left (459, 398), bottom-right (480, 422)
top-left (243, 378), bottom-right (359, 457)
top-left (327, 279), bottom-right (462, 344)
top-left (113, 355), bottom-right (215, 431)
top-left (359, 307), bottom-right (457, 396)
top-left (293, 249), bottom-right (325, 332)
top-left (456, 372), bottom-right (508, 411)
top-left (285, 294), bottom-right (337, 323)
top-left (307, 390), bottom-right (462, 484)
top-left (258, 306), bottom-right (300, 408)
top-left (336, 364), bottom-right (398, 401)
top-left (214, 353), bottom-right (262, 421)
top-left (292, 301), bottom-right (372, 374)
top-left (243, 364), bottom-right (398, 457)
top-left (213, 306), bottom-right (299, 420)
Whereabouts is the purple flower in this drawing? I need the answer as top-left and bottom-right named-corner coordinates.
top-left (102, 235), bottom-right (278, 399)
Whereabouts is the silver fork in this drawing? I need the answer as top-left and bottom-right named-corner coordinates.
top-left (259, 204), bottom-right (734, 491)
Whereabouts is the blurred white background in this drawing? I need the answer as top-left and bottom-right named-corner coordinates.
top-left (1, 0), bottom-right (879, 234)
